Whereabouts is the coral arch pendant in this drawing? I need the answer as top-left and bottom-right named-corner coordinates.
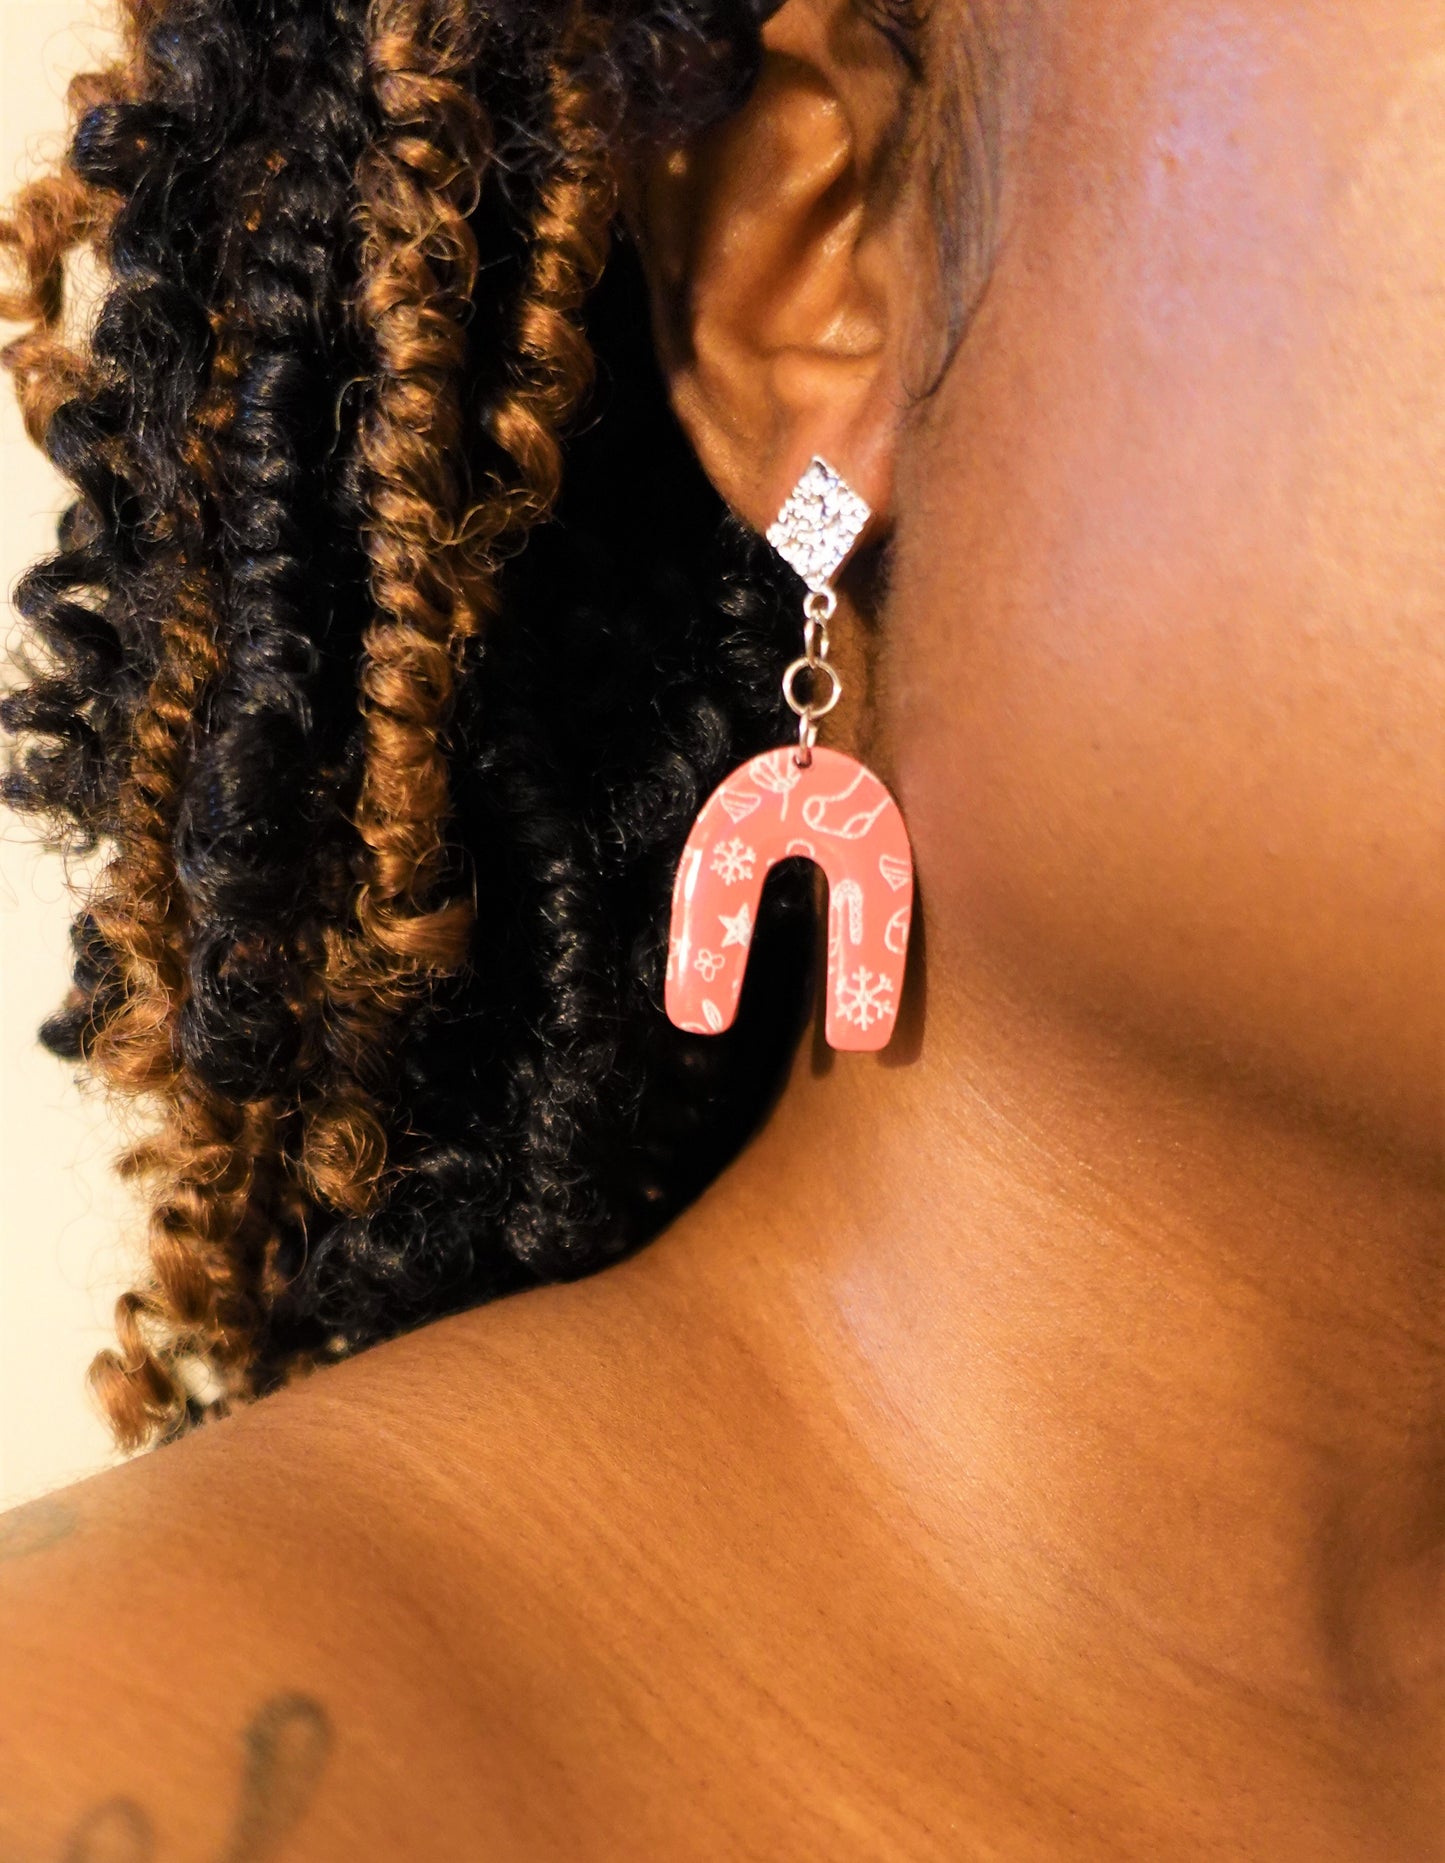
top-left (666, 746), bottom-right (914, 1052)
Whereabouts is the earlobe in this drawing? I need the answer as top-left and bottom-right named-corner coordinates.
top-left (634, 0), bottom-right (913, 538)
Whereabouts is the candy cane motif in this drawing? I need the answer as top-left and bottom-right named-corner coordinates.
top-left (666, 746), bottom-right (914, 1051)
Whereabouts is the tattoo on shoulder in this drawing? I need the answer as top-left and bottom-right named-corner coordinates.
top-left (62, 1801), bottom-right (153, 1863)
top-left (53, 1695), bottom-right (333, 1862)
top-left (217, 1695), bottom-right (332, 1863)
top-left (0, 1499), bottom-right (80, 1565)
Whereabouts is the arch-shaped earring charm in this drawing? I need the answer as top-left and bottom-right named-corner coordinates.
top-left (666, 746), bottom-right (914, 1052)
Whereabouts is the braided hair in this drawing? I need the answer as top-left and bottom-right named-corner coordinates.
top-left (1, 0), bottom-right (920, 1448)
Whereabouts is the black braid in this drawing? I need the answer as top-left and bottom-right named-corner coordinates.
top-left (2, 0), bottom-right (911, 1433)
top-left (173, 0), bottom-right (374, 1099)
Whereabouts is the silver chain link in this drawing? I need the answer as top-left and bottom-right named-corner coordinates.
top-left (782, 586), bottom-right (841, 768)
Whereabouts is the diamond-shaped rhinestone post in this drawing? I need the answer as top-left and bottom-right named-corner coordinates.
top-left (765, 457), bottom-right (872, 590)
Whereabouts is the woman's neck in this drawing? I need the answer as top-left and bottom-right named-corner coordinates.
top-left (652, 946), bottom-right (1444, 1778)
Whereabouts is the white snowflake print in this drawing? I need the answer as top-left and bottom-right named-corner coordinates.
top-left (718, 901), bottom-right (754, 950)
top-left (835, 965), bottom-right (897, 1033)
top-left (709, 837), bottom-right (757, 886)
top-left (693, 949), bottom-right (725, 982)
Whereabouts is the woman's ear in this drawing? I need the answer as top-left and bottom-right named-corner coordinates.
top-left (633, 0), bottom-right (919, 538)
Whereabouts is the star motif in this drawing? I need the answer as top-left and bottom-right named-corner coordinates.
top-left (718, 901), bottom-right (754, 950)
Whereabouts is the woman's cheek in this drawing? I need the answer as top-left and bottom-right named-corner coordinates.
top-left (886, 3), bottom-right (1445, 1153)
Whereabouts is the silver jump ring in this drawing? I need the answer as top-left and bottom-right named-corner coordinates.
top-left (804, 586), bottom-right (838, 623)
top-left (782, 654), bottom-right (842, 722)
top-left (802, 615), bottom-right (831, 663)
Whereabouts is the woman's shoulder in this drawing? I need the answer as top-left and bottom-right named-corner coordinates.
top-left (0, 1274), bottom-right (686, 1860)
top-left (0, 1254), bottom-right (983, 1861)
top-left (0, 1251), bottom-right (1086, 1861)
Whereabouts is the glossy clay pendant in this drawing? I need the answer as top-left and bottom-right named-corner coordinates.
top-left (666, 745), bottom-right (914, 1051)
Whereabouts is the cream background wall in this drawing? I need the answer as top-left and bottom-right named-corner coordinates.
top-left (0, 0), bottom-right (130, 1509)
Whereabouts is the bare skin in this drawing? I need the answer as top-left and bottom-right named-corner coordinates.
top-left (1, 0), bottom-right (1441, 1856)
